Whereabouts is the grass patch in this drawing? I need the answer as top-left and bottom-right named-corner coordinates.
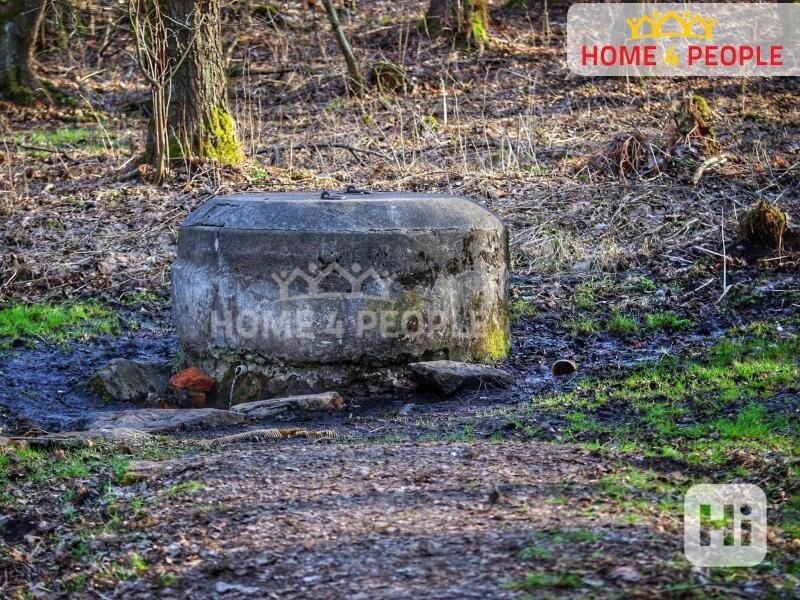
top-left (0, 439), bottom-right (181, 505)
top-left (18, 126), bottom-right (119, 156)
top-left (574, 280), bottom-right (601, 311)
top-left (0, 303), bottom-right (119, 346)
top-left (633, 276), bottom-right (657, 292)
top-left (510, 298), bottom-right (538, 321)
top-left (0, 446), bottom-right (131, 504)
top-left (564, 318), bottom-right (598, 336)
top-left (118, 290), bottom-right (167, 306)
top-left (165, 480), bottom-right (203, 495)
top-left (605, 312), bottom-right (639, 335)
top-left (159, 574), bottom-right (180, 587)
top-left (532, 327), bottom-right (800, 467)
top-left (519, 545), bottom-right (552, 560)
top-left (644, 310), bottom-right (693, 331)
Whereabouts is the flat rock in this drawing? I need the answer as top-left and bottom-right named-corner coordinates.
top-left (87, 409), bottom-right (244, 433)
top-left (54, 428), bottom-right (155, 445)
top-left (6, 428), bottom-right (154, 449)
top-left (90, 359), bottom-right (171, 402)
top-left (232, 392), bottom-right (344, 418)
top-left (408, 360), bottom-right (513, 396)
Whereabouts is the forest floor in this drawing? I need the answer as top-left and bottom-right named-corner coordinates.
top-left (1, 1), bottom-right (799, 598)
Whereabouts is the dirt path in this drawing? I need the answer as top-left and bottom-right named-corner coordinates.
top-left (76, 440), bottom-right (685, 599)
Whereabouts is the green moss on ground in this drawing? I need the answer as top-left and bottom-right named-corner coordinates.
top-left (0, 303), bottom-right (119, 346)
top-left (0, 445), bottom-right (130, 489)
top-left (533, 326), bottom-right (800, 467)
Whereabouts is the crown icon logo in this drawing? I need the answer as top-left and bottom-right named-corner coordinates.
top-left (626, 10), bottom-right (717, 41)
top-left (271, 262), bottom-right (395, 301)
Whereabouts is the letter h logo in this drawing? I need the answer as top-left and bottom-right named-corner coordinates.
top-left (684, 484), bottom-right (767, 567)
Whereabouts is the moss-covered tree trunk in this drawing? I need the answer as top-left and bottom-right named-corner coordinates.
top-left (147, 0), bottom-right (244, 165)
top-left (0, 0), bottom-right (46, 102)
top-left (425, 0), bottom-right (488, 50)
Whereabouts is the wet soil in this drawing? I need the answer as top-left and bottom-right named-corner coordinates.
top-left (1, 268), bottom-right (793, 440)
top-left (0, 304), bottom-right (176, 433)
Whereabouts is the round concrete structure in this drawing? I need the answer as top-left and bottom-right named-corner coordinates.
top-left (172, 190), bottom-right (509, 402)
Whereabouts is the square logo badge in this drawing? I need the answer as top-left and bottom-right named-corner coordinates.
top-left (684, 484), bottom-right (767, 567)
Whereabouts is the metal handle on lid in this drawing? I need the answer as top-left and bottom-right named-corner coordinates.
top-left (344, 185), bottom-right (370, 195)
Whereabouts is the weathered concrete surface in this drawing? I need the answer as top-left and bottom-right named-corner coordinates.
top-left (172, 191), bottom-right (510, 401)
top-left (409, 360), bottom-right (513, 396)
top-left (90, 359), bottom-right (171, 402)
top-left (87, 409), bottom-right (244, 433)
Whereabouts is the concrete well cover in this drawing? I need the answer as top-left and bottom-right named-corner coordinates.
top-left (172, 190), bottom-right (509, 399)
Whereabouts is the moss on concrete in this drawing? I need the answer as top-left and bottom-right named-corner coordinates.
top-left (470, 319), bottom-right (511, 363)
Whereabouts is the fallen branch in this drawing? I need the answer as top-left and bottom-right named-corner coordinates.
top-left (716, 207), bottom-right (732, 305)
top-left (691, 153), bottom-right (728, 186)
top-left (0, 140), bottom-right (80, 164)
top-left (228, 63), bottom-right (316, 78)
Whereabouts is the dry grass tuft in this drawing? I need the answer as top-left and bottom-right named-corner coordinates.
top-left (370, 59), bottom-right (409, 94)
top-left (593, 131), bottom-right (663, 177)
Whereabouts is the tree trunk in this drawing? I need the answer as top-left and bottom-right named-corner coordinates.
top-left (425, 0), bottom-right (488, 50)
top-left (148, 0), bottom-right (244, 165)
top-left (0, 0), bottom-right (46, 103)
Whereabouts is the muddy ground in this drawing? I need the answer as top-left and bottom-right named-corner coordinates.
top-left (1, 0), bottom-right (799, 597)
top-left (1, 266), bottom-right (798, 598)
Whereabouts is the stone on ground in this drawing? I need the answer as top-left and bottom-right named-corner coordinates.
top-left (408, 360), bottom-right (513, 396)
top-left (232, 392), bottom-right (344, 418)
top-left (398, 403), bottom-right (416, 416)
top-left (87, 408), bottom-right (243, 433)
top-left (90, 359), bottom-right (171, 402)
top-left (5, 428), bottom-right (154, 449)
top-left (52, 427), bottom-right (155, 445)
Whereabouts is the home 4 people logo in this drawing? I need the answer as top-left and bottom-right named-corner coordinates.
top-left (271, 262), bottom-right (395, 301)
top-left (567, 3), bottom-right (800, 76)
top-left (625, 9), bottom-right (717, 69)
